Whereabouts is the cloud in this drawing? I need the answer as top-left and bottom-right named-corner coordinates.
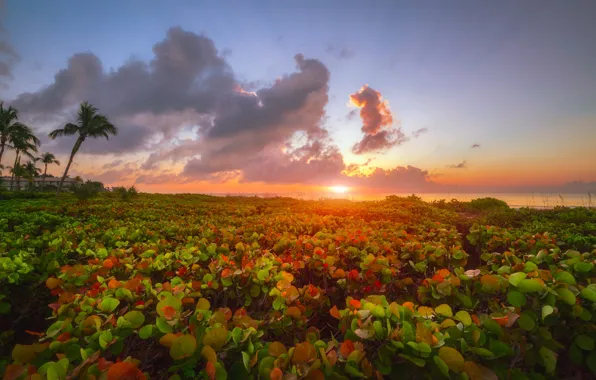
top-left (102, 160), bottom-right (123, 170)
top-left (326, 44), bottom-right (354, 60)
top-left (12, 27), bottom-right (235, 153)
top-left (349, 85), bottom-right (408, 154)
top-left (471, 143), bottom-right (481, 148)
top-left (413, 127), bottom-right (428, 138)
top-left (344, 165), bottom-right (437, 192)
top-left (447, 160), bottom-right (467, 169)
top-left (0, 0), bottom-right (20, 87)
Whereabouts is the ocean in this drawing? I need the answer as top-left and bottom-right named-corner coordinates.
top-left (210, 192), bottom-right (595, 209)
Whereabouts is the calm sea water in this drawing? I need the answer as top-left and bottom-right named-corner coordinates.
top-left (212, 192), bottom-right (595, 209)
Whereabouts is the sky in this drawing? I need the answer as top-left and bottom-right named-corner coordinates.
top-left (1, 0), bottom-right (595, 196)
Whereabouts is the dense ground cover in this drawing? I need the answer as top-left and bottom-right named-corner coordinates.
top-left (1, 194), bottom-right (595, 380)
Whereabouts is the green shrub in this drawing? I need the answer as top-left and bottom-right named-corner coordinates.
top-left (72, 181), bottom-right (100, 200)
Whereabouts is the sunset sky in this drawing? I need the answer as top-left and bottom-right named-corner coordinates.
top-left (2, 0), bottom-right (595, 195)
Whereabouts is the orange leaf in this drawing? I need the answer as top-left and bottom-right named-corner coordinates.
top-left (286, 306), bottom-right (302, 319)
top-left (206, 362), bottom-right (216, 380)
top-left (340, 340), bottom-right (355, 358)
top-left (162, 306), bottom-right (176, 320)
top-left (24, 330), bottom-right (45, 337)
top-left (107, 362), bottom-right (145, 380)
top-left (45, 277), bottom-right (63, 290)
top-left (103, 259), bottom-right (114, 269)
top-left (329, 305), bottom-right (340, 319)
top-left (270, 368), bottom-right (283, 380)
top-left (108, 279), bottom-right (122, 289)
top-left (3, 364), bottom-right (26, 380)
top-left (349, 299), bottom-right (361, 309)
top-left (221, 268), bottom-right (232, 278)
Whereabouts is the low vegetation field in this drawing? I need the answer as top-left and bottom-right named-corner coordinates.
top-left (1, 194), bottom-right (596, 379)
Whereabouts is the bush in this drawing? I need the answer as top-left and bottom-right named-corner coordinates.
top-left (468, 197), bottom-right (510, 212)
top-left (72, 181), bottom-right (100, 200)
top-left (113, 185), bottom-right (138, 201)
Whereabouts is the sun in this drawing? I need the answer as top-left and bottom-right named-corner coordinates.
top-left (329, 186), bottom-right (349, 194)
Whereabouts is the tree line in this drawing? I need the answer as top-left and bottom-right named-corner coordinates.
top-left (0, 101), bottom-right (118, 194)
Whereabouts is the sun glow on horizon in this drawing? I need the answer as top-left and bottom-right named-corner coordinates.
top-left (329, 185), bottom-right (349, 194)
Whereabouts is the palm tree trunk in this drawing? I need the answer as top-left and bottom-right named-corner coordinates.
top-left (0, 137), bottom-right (6, 171)
top-left (42, 164), bottom-right (47, 191)
top-left (16, 156), bottom-right (22, 191)
top-left (57, 137), bottom-right (83, 195)
top-left (9, 152), bottom-right (18, 191)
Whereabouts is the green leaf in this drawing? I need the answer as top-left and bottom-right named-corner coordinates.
top-left (517, 279), bottom-right (545, 293)
top-left (398, 353), bottom-right (426, 367)
top-left (587, 351), bottom-right (596, 374)
top-left (139, 325), bottom-right (154, 339)
top-left (556, 288), bottom-right (576, 305)
top-left (454, 311), bottom-right (472, 327)
top-left (470, 347), bottom-right (495, 358)
top-left (518, 314), bottom-right (536, 331)
top-left (433, 355), bottom-right (450, 378)
top-left (257, 269), bottom-right (269, 281)
top-left (507, 290), bottom-right (526, 307)
top-left (542, 305), bottom-right (554, 321)
top-left (554, 271), bottom-right (576, 285)
top-left (574, 262), bottom-right (594, 273)
top-left (156, 317), bottom-right (173, 333)
top-left (482, 319), bottom-right (502, 336)
top-left (539, 346), bottom-right (557, 373)
top-left (575, 335), bottom-right (595, 351)
top-left (242, 351), bottom-right (251, 371)
top-left (100, 297), bottom-right (120, 312)
top-left (580, 285), bottom-right (596, 302)
top-left (435, 304), bottom-right (453, 317)
top-left (508, 272), bottom-right (527, 287)
top-left (123, 311), bottom-right (145, 329)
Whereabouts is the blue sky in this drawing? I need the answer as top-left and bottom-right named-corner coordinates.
top-left (2, 0), bottom-right (595, 192)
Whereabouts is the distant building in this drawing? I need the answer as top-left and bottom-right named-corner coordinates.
top-left (0, 176), bottom-right (80, 191)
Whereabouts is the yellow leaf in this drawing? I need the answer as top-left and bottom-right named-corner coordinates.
top-left (439, 346), bottom-right (465, 373)
top-left (196, 298), bottom-right (211, 311)
top-left (201, 345), bottom-right (217, 363)
top-left (417, 306), bottom-right (434, 319)
top-left (159, 333), bottom-right (179, 348)
top-left (268, 341), bottom-right (287, 357)
top-left (415, 321), bottom-right (433, 345)
top-left (202, 326), bottom-right (228, 350)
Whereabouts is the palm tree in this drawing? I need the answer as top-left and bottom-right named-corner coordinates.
top-left (23, 160), bottom-right (42, 190)
top-left (48, 102), bottom-right (117, 195)
top-left (0, 102), bottom-right (35, 174)
top-left (39, 152), bottom-right (60, 191)
top-left (9, 128), bottom-right (41, 191)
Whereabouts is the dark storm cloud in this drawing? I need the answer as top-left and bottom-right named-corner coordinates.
top-left (471, 143), bottom-right (481, 148)
top-left (0, 0), bottom-right (20, 86)
top-left (12, 27), bottom-right (235, 153)
top-left (180, 54), bottom-right (332, 178)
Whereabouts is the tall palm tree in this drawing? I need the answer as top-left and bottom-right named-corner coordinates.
top-left (0, 102), bottom-right (34, 174)
top-left (48, 102), bottom-right (117, 195)
top-left (39, 152), bottom-right (60, 191)
top-left (9, 128), bottom-right (41, 191)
